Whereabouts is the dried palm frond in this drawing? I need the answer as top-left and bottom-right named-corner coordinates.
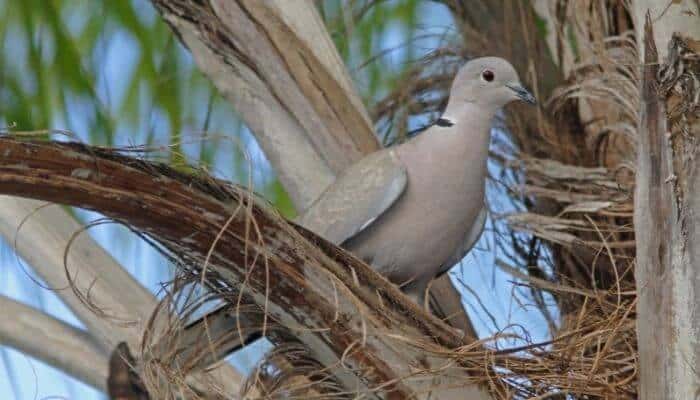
top-left (342, 1), bottom-right (645, 398)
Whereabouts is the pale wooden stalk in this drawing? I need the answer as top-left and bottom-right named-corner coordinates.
top-left (0, 197), bottom-right (155, 351)
top-left (0, 294), bottom-right (109, 391)
top-left (632, 3), bottom-right (700, 398)
top-left (150, 0), bottom-right (377, 211)
top-left (0, 197), bottom-right (243, 395)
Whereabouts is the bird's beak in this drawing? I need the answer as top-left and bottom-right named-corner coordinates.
top-left (506, 83), bottom-right (537, 105)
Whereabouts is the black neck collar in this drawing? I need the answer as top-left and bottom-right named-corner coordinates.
top-left (435, 117), bottom-right (454, 127)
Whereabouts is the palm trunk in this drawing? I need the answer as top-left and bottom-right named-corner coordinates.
top-left (633, 2), bottom-right (700, 398)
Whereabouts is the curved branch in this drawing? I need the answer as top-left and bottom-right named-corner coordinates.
top-left (0, 196), bottom-right (156, 351)
top-left (0, 196), bottom-right (243, 395)
top-left (150, 0), bottom-right (480, 358)
top-left (0, 137), bottom-right (489, 399)
top-left (0, 295), bottom-right (109, 391)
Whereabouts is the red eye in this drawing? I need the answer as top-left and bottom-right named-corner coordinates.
top-left (481, 69), bottom-right (495, 82)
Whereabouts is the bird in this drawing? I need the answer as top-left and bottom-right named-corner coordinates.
top-left (298, 57), bottom-right (536, 305)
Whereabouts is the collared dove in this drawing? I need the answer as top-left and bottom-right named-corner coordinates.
top-left (299, 57), bottom-right (536, 304)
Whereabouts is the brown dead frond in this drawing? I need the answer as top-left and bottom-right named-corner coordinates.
top-left (351, 1), bottom-right (644, 398)
top-left (0, 129), bottom-right (645, 399)
top-left (242, 341), bottom-right (348, 400)
top-left (8, 1), bottom-right (697, 397)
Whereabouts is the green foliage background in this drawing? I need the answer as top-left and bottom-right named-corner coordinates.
top-left (0, 0), bottom-right (431, 213)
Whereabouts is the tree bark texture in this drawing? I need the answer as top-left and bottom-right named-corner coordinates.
top-left (108, 343), bottom-right (150, 400)
top-left (634, 5), bottom-right (700, 399)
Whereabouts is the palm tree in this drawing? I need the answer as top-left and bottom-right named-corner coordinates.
top-left (0, 1), bottom-right (698, 398)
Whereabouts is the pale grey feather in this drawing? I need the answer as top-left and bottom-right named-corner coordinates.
top-left (297, 57), bottom-right (535, 305)
top-left (297, 149), bottom-right (407, 245)
top-left (443, 204), bottom-right (488, 274)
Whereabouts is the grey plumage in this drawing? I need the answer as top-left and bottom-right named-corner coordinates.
top-left (298, 57), bottom-right (535, 303)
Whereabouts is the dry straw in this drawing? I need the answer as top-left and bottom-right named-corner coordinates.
top-left (5, 1), bottom-right (698, 398)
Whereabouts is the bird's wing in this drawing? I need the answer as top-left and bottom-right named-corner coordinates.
top-left (438, 203), bottom-right (488, 276)
top-left (461, 204), bottom-right (487, 254)
top-left (296, 149), bottom-right (407, 245)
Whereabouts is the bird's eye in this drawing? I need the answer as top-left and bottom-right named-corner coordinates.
top-left (481, 69), bottom-right (495, 82)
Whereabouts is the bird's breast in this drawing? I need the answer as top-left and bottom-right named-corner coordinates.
top-left (345, 129), bottom-right (490, 285)
top-left (344, 164), bottom-right (485, 285)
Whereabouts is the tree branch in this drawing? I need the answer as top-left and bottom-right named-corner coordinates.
top-left (0, 197), bottom-right (243, 394)
top-left (0, 295), bottom-right (109, 392)
top-left (151, 305), bottom-right (263, 373)
top-left (0, 196), bottom-right (156, 351)
top-left (151, 0), bottom-right (378, 210)
top-left (0, 137), bottom-right (491, 399)
top-left (150, 0), bottom-right (480, 358)
top-left (633, 5), bottom-right (700, 399)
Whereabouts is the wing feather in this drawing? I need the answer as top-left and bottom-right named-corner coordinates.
top-left (297, 149), bottom-right (407, 245)
top-left (437, 204), bottom-right (488, 277)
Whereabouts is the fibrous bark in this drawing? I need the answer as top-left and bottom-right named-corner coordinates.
top-left (633, 4), bottom-right (700, 399)
top-left (108, 343), bottom-right (150, 400)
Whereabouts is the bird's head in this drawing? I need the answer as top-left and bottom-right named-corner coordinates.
top-left (449, 57), bottom-right (536, 110)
